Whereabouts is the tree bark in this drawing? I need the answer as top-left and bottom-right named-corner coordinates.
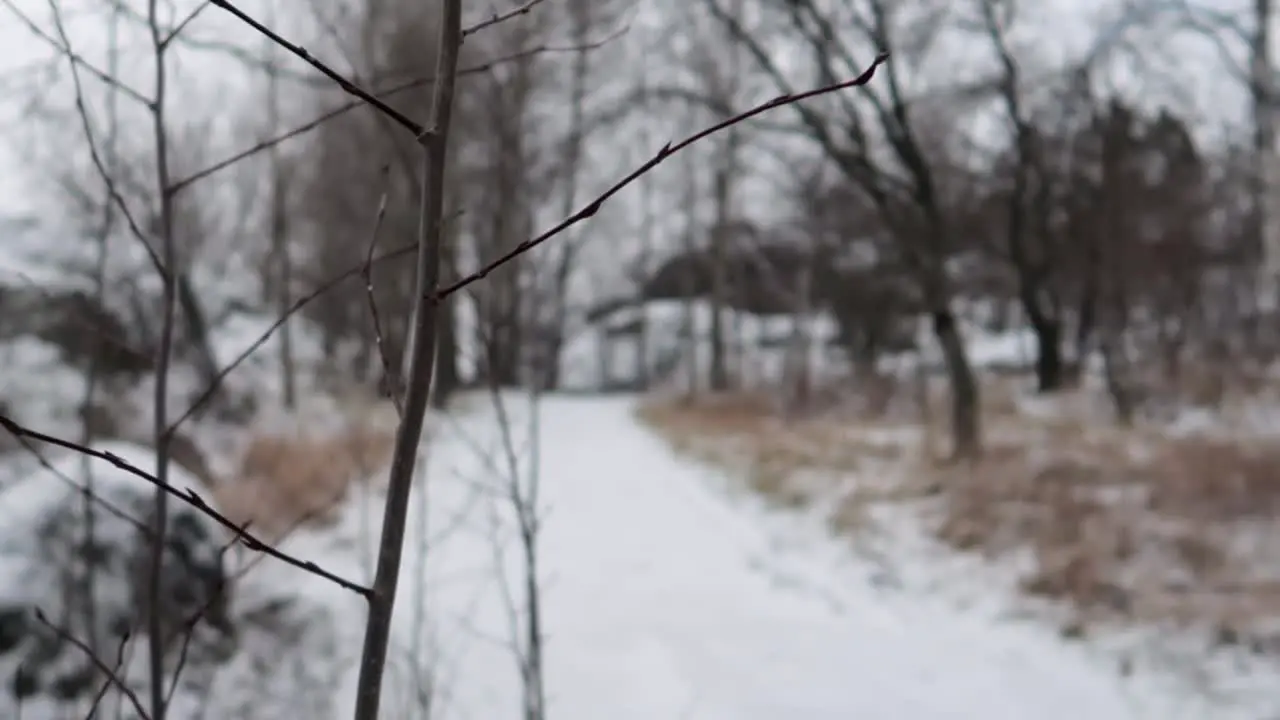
top-left (708, 134), bottom-right (736, 393)
top-left (932, 308), bottom-right (981, 458)
top-left (1026, 301), bottom-right (1064, 392)
top-left (432, 228), bottom-right (459, 408)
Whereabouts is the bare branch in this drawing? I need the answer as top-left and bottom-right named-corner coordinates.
top-left (162, 0), bottom-right (211, 47)
top-left (163, 519), bottom-right (252, 707)
top-left (353, 0), bottom-right (464, 714)
top-left (462, 0), bottom-right (547, 41)
top-left (0, 0), bottom-right (151, 105)
top-left (170, 41), bottom-right (616, 194)
top-left (34, 0), bottom-right (163, 274)
top-left (438, 52), bottom-right (891, 299)
top-left (363, 167), bottom-right (401, 415)
top-left (169, 50), bottom-right (886, 435)
top-left (32, 610), bottom-right (150, 719)
top-left (86, 634), bottom-right (133, 718)
top-left (208, 0), bottom-right (425, 135)
top-left (0, 414), bottom-right (371, 597)
top-left (4, 410), bottom-right (149, 534)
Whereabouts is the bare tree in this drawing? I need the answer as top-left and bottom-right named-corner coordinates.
top-left (965, 0), bottom-right (1071, 392)
top-left (353, 0), bottom-right (463, 713)
top-left (40, 0), bottom-right (190, 709)
top-left (480, 360), bottom-right (547, 720)
top-left (679, 105), bottom-right (704, 397)
top-left (457, 18), bottom-right (549, 388)
top-left (631, 61), bottom-right (660, 390)
top-left (264, 0), bottom-right (297, 409)
top-left (701, 0), bottom-right (982, 454)
top-left (1124, 0), bottom-right (1279, 334)
top-left (702, 47), bottom-right (740, 392)
top-left (534, 0), bottom-right (622, 390)
top-left (58, 0), bottom-right (127, 678)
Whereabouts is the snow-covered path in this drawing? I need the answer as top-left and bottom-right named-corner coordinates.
top-left (308, 395), bottom-right (1224, 720)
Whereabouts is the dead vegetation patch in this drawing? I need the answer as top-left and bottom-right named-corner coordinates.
top-left (637, 391), bottom-right (912, 519)
top-left (640, 380), bottom-right (1280, 651)
top-left (928, 429), bottom-right (1280, 646)
top-left (211, 424), bottom-right (396, 542)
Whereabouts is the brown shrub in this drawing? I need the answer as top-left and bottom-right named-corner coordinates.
top-left (927, 425), bottom-right (1280, 640)
top-left (638, 392), bottom-right (914, 532)
top-left (645, 377), bottom-right (1280, 646)
top-left (1147, 437), bottom-right (1280, 521)
top-left (213, 426), bottom-right (395, 541)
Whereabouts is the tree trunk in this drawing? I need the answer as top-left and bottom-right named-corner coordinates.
top-left (542, 5), bottom-right (593, 391)
top-left (708, 245), bottom-right (729, 393)
top-left (1028, 311), bottom-right (1063, 392)
top-left (679, 122), bottom-right (701, 397)
top-left (635, 144), bottom-right (655, 389)
top-left (432, 229), bottom-right (459, 408)
top-left (1252, 0), bottom-right (1279, 300)
top-left (267, 162), bottom-right (296, 408)
top-left (1099, 333), bottom-right (1134, 426)
top-left (708, 134), bottom-right (736, 393)
top-left (785, 256), bottom-right (813, 413)
top-left (265, 14), bottom-right (295, 409)
top-left (176, 274), bottom-right (220, 404)
top-left (932, 308), bottom-right (980, 458)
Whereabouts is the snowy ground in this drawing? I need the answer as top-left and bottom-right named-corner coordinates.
top-left (225, 394), bottom-right (1277, 720)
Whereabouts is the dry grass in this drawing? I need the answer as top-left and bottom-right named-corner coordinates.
top-left (923, 387), bottom-right (1280, 644)
top-left (640, 378), bottom-right (1280, 648)
top-left (212, 424), bottom-right (396, 542)
top-left (637, 390), bottom-right (912, 521)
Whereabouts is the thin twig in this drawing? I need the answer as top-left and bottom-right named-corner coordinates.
top-left (208, 0), bottom-right (423, 135)
top-left (101, 0), bottom-right (550, 95)
top-left (362, 167), bottom-right (401, 415)
top-left (40, 0), bottom-right (156, 700)
top-left (2, 417), bottom-right (149, 533)
top-left (173, 60), bottom-right (878, 435)
top-left (86, 634), bottom-right (134, 719)
top-left (161, 0), bottom-right (211, 48)
top-left (166, 207), bottom-right (462, 435)
top-left (169, 42), bottom-right (609, 194)
top-left (0, 414), bottom-right (370, 596)
top-left (37, 0), bottom-right (163, 275)
top-left (461, 0), bottom-right (547, 40)
top-left (436, 52), bottom-right (890, 299)
top-left (486, 383), bottom-right (546, 720)
top-left (0, 0), bottom-right (151, 105)
top-left (263, 1), bottom-right (297, 410)
top-left (172, 50), bottom-right (887, 443)
top-left (164, 518), bottom-right (252, 707)
top-left (33, 610), bottom-right (150, 719)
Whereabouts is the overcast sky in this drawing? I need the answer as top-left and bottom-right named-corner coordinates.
top-left (0, 0), bottom-right (1265, 224)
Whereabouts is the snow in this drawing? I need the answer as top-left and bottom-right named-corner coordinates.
top-left (2, 388), bottom-right (1278, 717)
top-left (561, 299), bottom-right (845, 390)
top-left (0, 336), bottom-right (89, 431)
top-left (0, 441), bottom-right (236, 719)
top-left (235, 394), bottom-right (1273, 720)
top-left (0, 0), bottom-right (1273, 711)
top-left (560, 297), bottom-right (1064, 393)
